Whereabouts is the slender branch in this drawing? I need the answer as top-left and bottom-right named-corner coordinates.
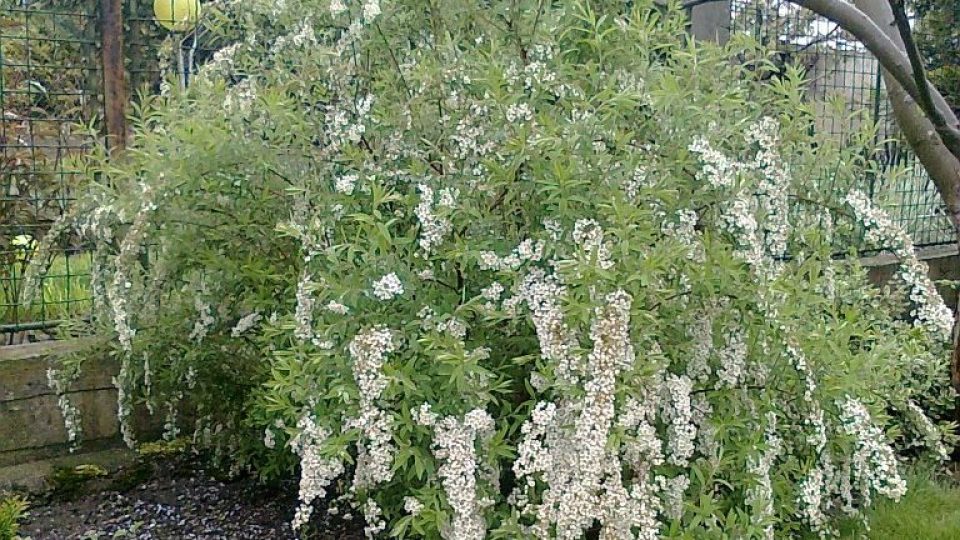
top-left (679, 0), bottom-right (721, 9)
top-left (791, 0), bottom-right (960, 158)
top-left (374, 22), bottom-right (412, 98)
top-left (678, 0), bottom-right (960, 159)
top-left (887, 0), bottom-right (960, 160)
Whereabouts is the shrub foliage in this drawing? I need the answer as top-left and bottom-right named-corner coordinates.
top-left (30, 0), bottom-right (957, 537)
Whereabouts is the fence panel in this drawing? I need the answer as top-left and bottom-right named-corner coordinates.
top-left (0, 3), bottom-right (103, 343)
top-left (730, 0), bottom-right (956, 248)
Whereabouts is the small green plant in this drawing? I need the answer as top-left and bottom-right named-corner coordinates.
top-left (137, 437), bottom-right (190, 457)
top-left (48, 464), bottom-right (108, 500)
top-left (0, 494), bottom-right (28, 540)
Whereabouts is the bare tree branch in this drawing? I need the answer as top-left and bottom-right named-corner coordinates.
top-left (680, 0), bottom-right (723, 9)
top-left (887, 0), bottom-right (960, 160)
top-left (679, 0), bottom-right (960, 156)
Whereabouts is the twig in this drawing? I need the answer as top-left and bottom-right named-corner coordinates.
top-left (888, 0), bottom-right (960, 161)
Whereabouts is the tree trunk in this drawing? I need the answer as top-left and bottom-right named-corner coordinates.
top-left (852, 0), bottom-right (960, 392)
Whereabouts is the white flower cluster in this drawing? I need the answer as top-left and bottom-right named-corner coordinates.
top-left (661, 209), bottom-right (705, 262)
top-left (294, 271), bottom-right (317, 342)
top-left (746, 412), bottom-right (782, 540)
top-left (317, 300), bottom-right (345, 317)
top-left (720, 195), bottom-right (768, 274)
top-left (230, 311), bottom-right (261, 337)
top-left (47, 368), bottom-right (82, 447)
top-left (688, 135), bottom-right (737, 188)
top-left (436, 317), bottom-right (468, 340)
top-left (505, 102), bottom-right (534, 123)
top-left (745, 117), bottom-right (791, 258)
top-left (335, 173), bottom-right (359, 195)
top-left (429, 409), bottom-right (494, 540)
top-left (477, 238), bottom-right (545, 272)
top-left (359, 498), bottom-right (385, 538)
top-left (269, 19), bottom-right (318, 56)
top-left (618, 389), bottom-right (664, 472)
top-left (372, 272), bottom-right (404, 301)
top-left (572, 219), bottom-right (613, 270)
top-left (451, 103), bottom-right (497, 158)
top-left (411, 402), bottom-right (438, 427)
top-left (715, 325), bottom-right (746, 389)
top-left (106, 275), bottom-right (136, 352)
top-left (263, 427), bottom-right (276, 450)
top-left (838, 396), bottom-right (907, 504)
top-left (329, 0), bottom-right (347, 16)
top-left (657, 474), bottom-right (690, 521)
top-left (904, 400), bottom-right (949, 461)
top-left (290, 414), bottom-right (345, 531)
top-left (661, 373), bottom-right (697, 467)
top-left (845, 190), bottom-right (954, 340)
top-left (689, 119), bottom-right (796, 278)
top-left (686, 311), bottom-right (713, 383)
top-left (513, 291), bottom-right (662, 538)
top-left (105, 185), bottom-right (158, 353)
top-left (163, 400), bottom-right (180, 441)
top-left (361, 0), bottom-right (381, 23)
top-left (325, 92), bottom-right (375, 151)
top-left (415, 184), bottom-right (455, 254)
top-left (348, 327), bottom-right (398, 489)
top-left (798, 457), bottom-right (831, 535)
top-left (516, 269), bottom-right (581, 384)
top-left (189, 295), bottom-right (215, 343)
top-left (480, 282), bottom-right (504, 301)
top-left (114, 353), bottom-right (137, 449)
top-left (403, 496), bottom-right (424, 516)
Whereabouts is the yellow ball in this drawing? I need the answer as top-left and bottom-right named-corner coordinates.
top-left (154, 0), bottom-right (201, 32)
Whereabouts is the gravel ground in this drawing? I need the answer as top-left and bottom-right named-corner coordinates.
top-left (19, 457), bottom-right (362, 540)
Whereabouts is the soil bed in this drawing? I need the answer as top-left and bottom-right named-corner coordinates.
top-left (18, 454), bottom-right (362, 539)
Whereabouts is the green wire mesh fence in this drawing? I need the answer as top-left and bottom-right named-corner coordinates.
top-left (0, 0), bottom-right (215, 343)
top-left (730, 0), bottom-right (957, 249)
top-left (0, 3), bottom-right (102, 343)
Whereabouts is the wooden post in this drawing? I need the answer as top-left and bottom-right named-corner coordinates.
top-left (101, 0), bottom-right (127, 153)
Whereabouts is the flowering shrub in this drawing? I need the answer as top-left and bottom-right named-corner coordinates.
top-left (28, 0), bottom-right (957, 537)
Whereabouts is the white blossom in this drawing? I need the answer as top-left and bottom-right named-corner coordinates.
top-left (358, 0), bottom-right (381, 22)
top-left (845, 190), bottom-right (953, 340)
top-left (348, 327), bottom-right (398, 489)
top-left (746, 412), bottom-right (782, 539)
top-left (431, 410), bottom-right (493, 540)
top-left (662, 374), bottom-right (696, 467)
top-left (329, 0), bottom-right (347, 16)
top-left (404, 496), bottom-right (424, 516)
top-left (325, 301), bottom-right (350, 315)
top-left (335, 173), bottom-right (358, 194)
top-left (231, 312), bottom-right (262, 337)
top-left (506, 102), bottom-right (534, 123)
top-left (838, 396), bottom-right (907, 504)
top-left (363, 498), bottom-right (387, 538)
top-left (372, 272), bottom-right (404, 300)
top-left (416, 184), bottom-right (453, 254)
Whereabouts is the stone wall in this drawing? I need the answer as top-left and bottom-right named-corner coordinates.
top-left (0, 340), bottom-right (157, 470)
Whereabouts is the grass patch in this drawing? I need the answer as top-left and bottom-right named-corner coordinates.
top-left (1, 253), bottom-right (92, 326)
top-left (839, 466), bottom-right (960, 539)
